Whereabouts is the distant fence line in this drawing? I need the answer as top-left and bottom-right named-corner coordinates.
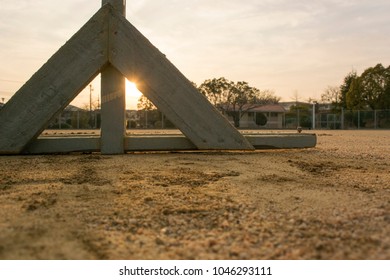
top-left (285, 109), bottom-right (390, 130)
top-left (10, 108), bottom-right (390, 130)
top-left (46, 110), bottom-right (173, 130)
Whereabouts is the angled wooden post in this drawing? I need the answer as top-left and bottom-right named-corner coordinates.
top-left (108, 13), bottom-right (254, 150)
top-left (0, 8), bottom-right (109, 154)
top-left (100, 0), bottom-right (127, 154)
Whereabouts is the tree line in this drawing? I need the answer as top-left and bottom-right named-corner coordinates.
top-left (137, 77), bottom-right (280, 128)
top-left (198, 77), bottom-right (280, 127)
top-left (136, 63), bottom-right (390, 128)
top-left (322, 63), bottom-right (390, 110)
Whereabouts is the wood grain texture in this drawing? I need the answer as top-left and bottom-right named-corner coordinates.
top-left (25, 137), bottom-right (100, 154)
top-left (100, 66), bottom-right (126, 154)
top-left (100, 2), bottom-right (126, 154)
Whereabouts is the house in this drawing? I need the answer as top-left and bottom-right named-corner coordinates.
top-left (223, 104), bottom-right (286, 129)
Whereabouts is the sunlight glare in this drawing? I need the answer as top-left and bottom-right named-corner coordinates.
top-left (125, 79), bottom-right (143, 110)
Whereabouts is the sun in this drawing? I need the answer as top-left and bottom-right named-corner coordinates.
top-left (125, 79), bottom-right (143, 109)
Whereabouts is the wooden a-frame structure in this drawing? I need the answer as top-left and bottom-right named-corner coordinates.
top-left (0, 0), bottom-right (316, 154)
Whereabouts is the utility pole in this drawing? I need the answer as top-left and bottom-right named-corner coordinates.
top-left (312, 102), bottom-right (317, 130)
top-left (97, 92), bottom-right (100, 110)
top-left (89, 84), bottom-right (94, 113)
top-left (89, 84), bottom-right (94, 128)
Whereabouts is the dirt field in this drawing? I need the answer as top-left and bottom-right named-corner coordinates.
top-left (0, 130), bottom-right (389, 260)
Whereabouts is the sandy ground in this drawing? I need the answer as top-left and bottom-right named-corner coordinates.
top-left (0, 130), bottom-right (389, 260)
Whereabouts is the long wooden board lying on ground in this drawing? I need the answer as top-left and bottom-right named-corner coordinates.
top-left (24, 134), bottom-right (317, 154)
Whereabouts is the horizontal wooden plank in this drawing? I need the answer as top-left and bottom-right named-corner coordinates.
top-left (25, 137), bottom-right (100, 154)
top-left (245, 133), bottom-right (317, 149)
top-left (24, 134), bottom-right (316, 154)
top-left (124, 136), bottom-right (197, 151)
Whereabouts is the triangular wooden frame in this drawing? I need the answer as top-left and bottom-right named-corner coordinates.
top-left (0, 4), bottom-right (254, 154)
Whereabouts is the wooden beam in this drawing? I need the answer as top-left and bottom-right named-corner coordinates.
top-left (25, 137), bottom-right (100, 154)
top-left (108, 10), bottom-right (254, 150)
top-left (24, 134), bottom-right (316, 154)
top-left (100, 0), bottom-right (126, 154)
top-left (245, 133), bottom-right (317, 149)
top-left (100, 66), bottom-right (126, 154)
top-left (124, 135), bottom-right (197, 151)
top-left (102, 0), bottom-right (126, 15)
top-left (0, 6), bottom-right (110, 154)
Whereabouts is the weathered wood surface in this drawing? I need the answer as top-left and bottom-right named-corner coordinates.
top-left (25, 134), bottom-right (316, 154)
top-left (108, 10), bottom-right (254, 150)
top-left (0, 7), bottom-right (110, 154)
top-left (100, 66), bottom-right (126, 154)
top-left (102, 0), bottom-right (125, 14)
top-left (3, 3), bottom-right (316, 155)
top-left (100, 1), bottom-right (126, 154)
top-left (245, 134), bottom-right (317, 149)
top-left (124, 136), bottom-right (197, 151)
top-left (25, 137), bottom-right (100, 154)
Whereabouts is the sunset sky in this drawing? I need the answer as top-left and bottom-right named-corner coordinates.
top-left (1, 0), bottom-right (389, 109)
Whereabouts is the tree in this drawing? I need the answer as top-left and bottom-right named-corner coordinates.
top-left (80, 102), bottom-right (100, 128)
top-left (359, 64), bottom-right (390, 110)
top-left (198, 77), bottom-right (280, 127)
top-left (339, 71), bottom-right (358, 109)
top-left (346, 77), bottom-right (365, 110)
top-left (341, 64), bottom-right (390, 110)
top-left (198, 77), bottom-right (233, 113)
top-left (136, 95), bottom-right (175, 128)
top-left (321, 86), bottom-right (340, 105)
top-left (137, 95), bottom-right (156, 111)
top-left (287, 103), bottom-right (312, 128)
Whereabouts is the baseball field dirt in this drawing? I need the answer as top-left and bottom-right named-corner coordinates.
top-left (0, 130), bottom-right (389, 259)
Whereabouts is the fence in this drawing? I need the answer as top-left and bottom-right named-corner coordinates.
top-left (48, 110), bottom-right (101, 129)
top-left (3, 107), bottom-right (389, 131)
top-left (286, 109), bottom-right (390, 130)
top-left (46, 109), bottom-right (174, 130)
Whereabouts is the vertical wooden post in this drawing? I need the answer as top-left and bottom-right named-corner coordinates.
top-left (101, 0), bottom-right (126, 154)
top-left (102, 0), bottom-right (126, 13)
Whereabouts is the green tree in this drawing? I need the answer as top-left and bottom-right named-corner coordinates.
top-left (136, 95), bottom-right (175, 128)
top-left (359, 64), bottom-right (390, 110)
top-left (137, 95), bottom-right (156, 111)
top-left (346, 77), bottom-right (365, 110)
top-left (339, 71), bottom-right (358, 109)
top-left (287, 103), bottom-right (312, 128)
top-left (198, 77), bottom-right (280, 127)
top-left (341, 64), bottom-right (390, 110)
top-left (198, 77), bottom-right (233, 113)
